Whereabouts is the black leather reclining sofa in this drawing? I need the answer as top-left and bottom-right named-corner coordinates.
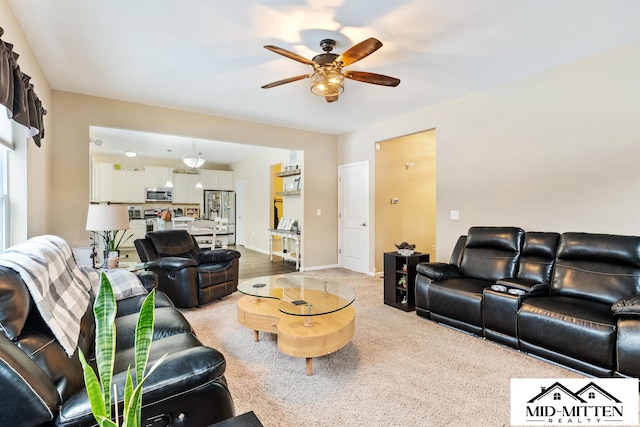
top-left (415, 226), bottom-right (640, 377)
top-left (0, 266), bottom-right (235, 426)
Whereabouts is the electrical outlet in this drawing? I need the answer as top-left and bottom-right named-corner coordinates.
top-left (450, 210), bottom-right (460, 220)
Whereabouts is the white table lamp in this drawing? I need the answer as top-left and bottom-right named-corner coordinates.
top-left (85, 203), bottom-right (130, 268)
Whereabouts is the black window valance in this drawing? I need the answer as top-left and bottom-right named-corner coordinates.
top-left (0, 26), bottom-right (46, 147)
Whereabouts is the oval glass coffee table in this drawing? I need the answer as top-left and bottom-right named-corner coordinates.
top-left (237, 275), bottom-right (356, 375)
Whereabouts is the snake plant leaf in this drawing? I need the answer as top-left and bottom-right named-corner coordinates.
top-left (131, 289), bottom-right (156, 421)
top-left (81, 273), bottom-right (165, 426)
top-left (94, 416), bottom-right (118, 427)
top-left (122, 368), bottom-right (135, 427)
top-left (135, 290), bottom-right (156, 386)
top-left (124, 354), bottom-right (168, 427)
top-left (78, 349), bottom-right (106, 421)
top-left (94, 273), bottom-right (117, 417)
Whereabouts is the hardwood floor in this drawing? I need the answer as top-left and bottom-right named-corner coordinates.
top-left (233, 245), bottom-right (298, 279)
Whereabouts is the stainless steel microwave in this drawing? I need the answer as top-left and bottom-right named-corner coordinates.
top-left (145, 188), bottom-right (172, 202)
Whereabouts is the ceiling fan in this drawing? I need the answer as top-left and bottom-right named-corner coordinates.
top-left (261, 37), bottom-right (400, 103)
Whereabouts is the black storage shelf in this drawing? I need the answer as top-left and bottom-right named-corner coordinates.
top-left (383, 251), bottom-right (430, 312)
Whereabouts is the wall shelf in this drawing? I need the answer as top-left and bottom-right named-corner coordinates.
top-left (276, 190), bottom-right (301, 196)
top-left (276, 169), bottom-right (301, 177)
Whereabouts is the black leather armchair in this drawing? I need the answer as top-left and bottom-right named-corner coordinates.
top-left (414, 226), bottom-right (524, 335)
top-left (135, 230), bottom-right (241, 308)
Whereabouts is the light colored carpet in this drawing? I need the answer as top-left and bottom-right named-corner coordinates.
top-left (181, 269), bottom-right (581, 426)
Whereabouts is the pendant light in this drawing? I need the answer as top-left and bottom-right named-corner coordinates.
top-left (165, 149), bottom-right (174, 188)
top-left (183, 141), bottom-right (205, 169)
top-left (194, 156), bottom-right (204, 188)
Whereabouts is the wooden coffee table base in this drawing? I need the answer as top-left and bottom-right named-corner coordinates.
top-left (237, 296), bottom-right (355, 375)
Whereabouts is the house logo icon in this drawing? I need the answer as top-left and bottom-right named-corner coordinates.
top-left (510, 378), bottom-right (638, 426)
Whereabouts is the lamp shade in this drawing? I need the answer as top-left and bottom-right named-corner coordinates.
top-left (183, 156), bottom-right (205, 169)
top-left (182, 141), bottom-right (205, 169)
top-left (86, 204), bottom-right (130, 231)
top-left (311, 68), bottom-right (344, 97)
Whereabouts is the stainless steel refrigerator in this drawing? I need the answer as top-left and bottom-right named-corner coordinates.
top-left (203, 190), bottom-right (236, 244)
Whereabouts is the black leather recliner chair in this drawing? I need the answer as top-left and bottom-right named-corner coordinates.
top-left (414, 226), bottom-right (524, 335)
top-left (518, 232), bottom-right (640, 377)
top-left (135, 230), bottom-right (241, 308)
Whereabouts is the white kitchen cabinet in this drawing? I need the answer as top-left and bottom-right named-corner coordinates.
top-left (112, 170), bottom-right (145, 203)
top-left (218, 171), bottom-right (234, 190)
top-left (123, 219), bottom-right (147, 248)
top-left (199, 169), bottom-right (233, 190)
top-left (144, 166), bottom-right (173, 188)
top-left (93, 162), bottom-right (114, 202)
top-left (172, 173), bottom-right (202, 203)
top-left (199, 169), bottom-right (219, 190)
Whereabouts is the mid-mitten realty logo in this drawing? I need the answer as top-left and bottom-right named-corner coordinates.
top-left (511, 378), bottom-right (638, 426)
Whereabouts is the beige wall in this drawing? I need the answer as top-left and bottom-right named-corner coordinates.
top-left (2, 0), bottom-right (52, 244)
top-left (50, 92), bottom-right (338, 269)
top-left (339, 41), bottom-right (640, 264)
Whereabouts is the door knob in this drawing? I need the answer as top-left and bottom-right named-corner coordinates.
top-left (360, 223), bottom-right (367, 227)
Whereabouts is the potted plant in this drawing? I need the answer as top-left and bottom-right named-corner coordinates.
top-left (398, 275), bottom-right (408, 289)
top-left (78, 273), bottom-right (166, 426)
top-left (106, 231), bottom-right (133, 268)
top-left (108, 230), bottom-right (133, 254)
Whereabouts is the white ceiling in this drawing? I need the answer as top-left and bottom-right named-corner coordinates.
top-left (9, 0), bottom-right (640, 163)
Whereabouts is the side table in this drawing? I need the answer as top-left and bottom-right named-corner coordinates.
top-left (268, 228), bottom-right (301, 270)
top-left (383, 252), bottom-right (429, 312)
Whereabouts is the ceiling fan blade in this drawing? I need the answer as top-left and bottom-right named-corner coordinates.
top-left (261, 74), bottom-right (310, 89)
top-left (264, 45), bottom-right (316, 67)
top-left (325, 95), bottom-right (339, 103)
top-left (345, 71), bottom-right (401, 87)
top-left (335, 38), bottom-right (383, 67)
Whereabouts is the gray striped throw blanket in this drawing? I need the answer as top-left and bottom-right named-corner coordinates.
top-left (0, 235), bottom-right (91, 356)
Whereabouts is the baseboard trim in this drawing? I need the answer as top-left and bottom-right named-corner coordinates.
top-left (241, 245), bottom-right (269, 255)
top-left (300, 263), bottom-right (339, 272)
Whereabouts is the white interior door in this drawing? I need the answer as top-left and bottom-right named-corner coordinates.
top-left (235, 180), bottom-right (246, 245)
top-left (338, 161), bottom-right (369, 273)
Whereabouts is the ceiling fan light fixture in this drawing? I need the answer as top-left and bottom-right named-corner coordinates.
top-left (310, 68), bottom-right (344, 97)
top-left (182, 141), bottom-right (205, 169)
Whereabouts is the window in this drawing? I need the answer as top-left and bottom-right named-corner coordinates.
top-left (553, 392), bottom-right (561, 400)
top-left (0, 109), bottom-right (13, 250)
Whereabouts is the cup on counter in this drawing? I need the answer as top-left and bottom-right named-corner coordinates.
top-left (107, 251), bottom-right (119, 269)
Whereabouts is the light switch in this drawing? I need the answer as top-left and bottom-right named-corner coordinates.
top-left (316, 208), bottom-right (321, 216)
top-left (450, 210), bottom-right (460, 220)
